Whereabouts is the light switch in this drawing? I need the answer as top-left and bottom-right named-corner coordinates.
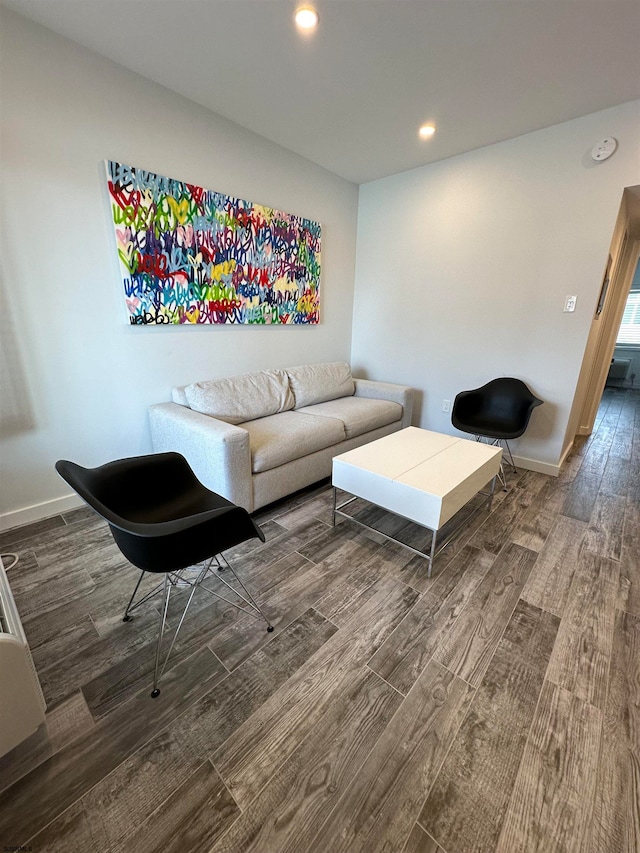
top-left (564, 295), bottom-right (577, 313)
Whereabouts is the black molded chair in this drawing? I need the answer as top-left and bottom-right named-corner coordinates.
top-left (451, 378), bottom-right (543, 488)
top-left (55, 452), bottom-right (272, 697)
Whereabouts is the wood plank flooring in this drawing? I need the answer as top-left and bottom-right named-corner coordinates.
top-left (0, 387), bottom-right (638, 852)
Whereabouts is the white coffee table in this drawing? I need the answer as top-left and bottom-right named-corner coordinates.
top-left (332, 427), bottom-right (502, 576)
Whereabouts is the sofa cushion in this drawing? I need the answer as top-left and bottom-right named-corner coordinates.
top-left (241, 411), bottom-right (345, 473)
top-left (184, 369), bottom-right (294, 425)
top-left (172, 386), bottom-right (190, 407)
top-left (286, 362), bottom-right (355, 409)
top-left (297, 396), bottom-right (402, 439)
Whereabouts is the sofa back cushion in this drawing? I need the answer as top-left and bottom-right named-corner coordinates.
top-left (172, 386), bottom-right (190, 407)
top-left (286, 362), bottom-right (354, 409)
top-left (184, 369), bottom-right (294, 424)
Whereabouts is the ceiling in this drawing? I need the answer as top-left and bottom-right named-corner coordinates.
top-left (3, 0), bottom-right (640, 184)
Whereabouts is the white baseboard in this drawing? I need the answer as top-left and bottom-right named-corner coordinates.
top-left (558, 442), bottom-right (575, 470)
top-left (1, 451), bottom-right (563, 534)
top-left (0, 494), bottom-right (84, 534)
top-left (511, 454), bottom-right (561, 478)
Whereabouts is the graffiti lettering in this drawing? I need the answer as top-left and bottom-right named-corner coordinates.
top-left (107, 161), bottom-right (321, 326)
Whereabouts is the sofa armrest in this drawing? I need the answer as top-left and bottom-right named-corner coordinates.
top-left (353, 379), bottom-right (414, 429)
top-left (148, 403), bottom-right (253, 511)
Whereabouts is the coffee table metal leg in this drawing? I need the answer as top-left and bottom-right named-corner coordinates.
top-left (489, 474), bottom-right (497, 509)
top-left (428, 528), bottom-right (438, 578)
top-left (331, 473), bottom-right (498, 578)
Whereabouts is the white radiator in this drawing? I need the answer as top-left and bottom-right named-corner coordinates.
top-left (607, 358), bottom-right (631, 382)
top-left (0, 555), bottom-right (46, 757)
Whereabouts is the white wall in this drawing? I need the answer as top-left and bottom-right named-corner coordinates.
top-left (352, 101), bottom-right (640, 473)
top-left (0, 11), bottom-right (359, 529)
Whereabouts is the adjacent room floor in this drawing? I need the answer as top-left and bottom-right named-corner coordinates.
top-left (0, 387), bottom-right (638, 853)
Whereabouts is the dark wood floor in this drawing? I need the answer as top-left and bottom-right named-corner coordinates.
top-left (1, 388), bottom-right (638, 853)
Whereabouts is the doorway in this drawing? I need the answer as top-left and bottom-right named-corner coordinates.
top-left (606, 255), bottom-right (640, 390)
top-left (568, 186), bottom-right (640, 446)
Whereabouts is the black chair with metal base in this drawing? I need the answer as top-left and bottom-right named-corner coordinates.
top-left (451, 378), bottom-right (543, 489)
top-left (55, 452), bottom-right (273, 697)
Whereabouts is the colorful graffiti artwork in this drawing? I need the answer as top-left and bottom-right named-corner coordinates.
top-left (105, 161), bottom-right (321, 325)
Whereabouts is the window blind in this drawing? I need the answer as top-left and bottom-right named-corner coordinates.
top-left (617, 257), bottom-right (640, 345)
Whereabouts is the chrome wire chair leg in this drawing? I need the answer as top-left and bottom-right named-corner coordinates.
top-left (473, 434), bottom-right (509, 491)
top-left (199, 554), bottom-right (274, 632)
top-left (151, 574), bottom-right (173, 698)
top-left (122, 571), bottom-right (166, 622)
top-left (497, 462), bottom-right (508, 491)
top-left (125, 556), bottom-right (273, 698)
top-left (153, 563), bottom-right (210, 697)
top-left (497, 441), bottom-right (517, 491)
top-left (493, 439), bottom-right (510, 491)
top-left (218, 554), bottom-right (273, 631)
top-left (122, 570), bottom-right (145, 621)
top-left (503, 440), bottom-right (517, 473)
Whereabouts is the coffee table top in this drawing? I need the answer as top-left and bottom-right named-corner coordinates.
top-left (332, 427), bottom-right (501, 530)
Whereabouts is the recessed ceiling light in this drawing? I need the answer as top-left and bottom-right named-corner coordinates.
top-left (419, 124), bottom-right (436, 139)
top-left (295, 7), bottom-right (319, 30)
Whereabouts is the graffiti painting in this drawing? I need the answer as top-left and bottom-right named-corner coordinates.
top-left (105, 161), bottom-right (321, 325)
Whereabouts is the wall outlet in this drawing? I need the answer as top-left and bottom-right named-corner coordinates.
top-left (563, 295), bottom-right (577, 312)
top-left (442, 399), bottom-right (451, 413)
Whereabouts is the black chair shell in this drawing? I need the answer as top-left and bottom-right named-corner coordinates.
top-left (55, 452), bottom-right (270, 697)
top-left (451, 378), bottom-right (542, 440)
top-left (56, 453), bottom-right (264, 574)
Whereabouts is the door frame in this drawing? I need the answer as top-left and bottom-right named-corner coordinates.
top-left (567, 186), bottom-right (640, 444)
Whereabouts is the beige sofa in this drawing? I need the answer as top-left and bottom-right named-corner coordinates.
top-left (149, 362), bottom-right (413, 512)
